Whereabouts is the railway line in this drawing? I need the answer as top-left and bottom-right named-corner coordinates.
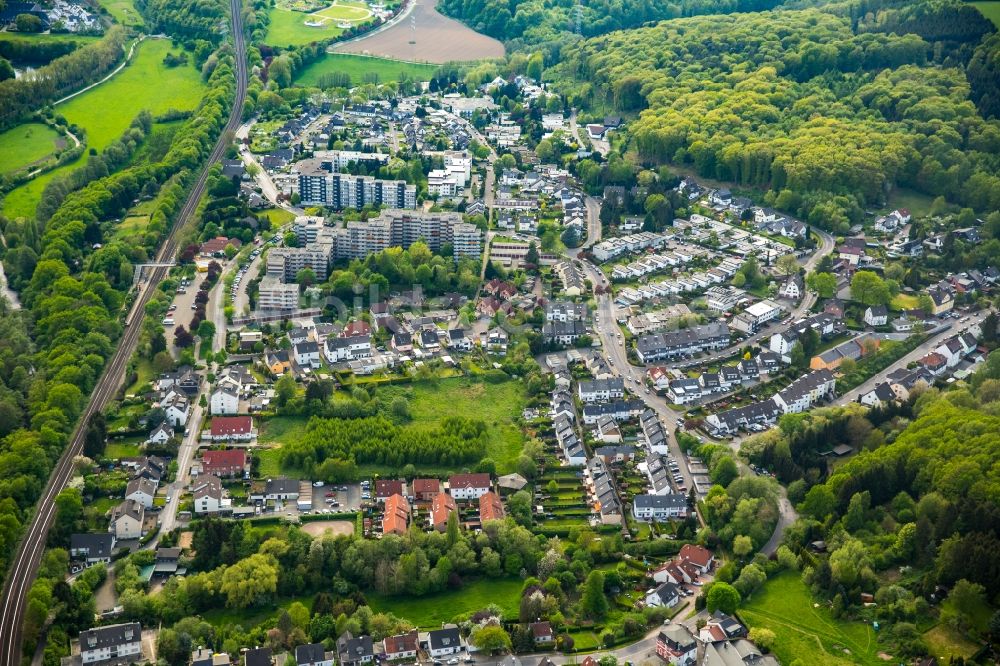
top-left (0, 2), bottom-right (247, 663)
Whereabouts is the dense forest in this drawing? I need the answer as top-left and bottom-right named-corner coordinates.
top-left (438, 0), bottom-right (785, 53)
top-left (548, 0), bottom-right (1000, 232)
top-left (136, 0), bottom-right (228, 42)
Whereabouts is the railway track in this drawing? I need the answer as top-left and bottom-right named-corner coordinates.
top-left (0, 2), bottom-right (247, 663)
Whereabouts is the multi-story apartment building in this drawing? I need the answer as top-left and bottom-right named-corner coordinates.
top-left (257, 276), bottom-right (299, 311)
top-left (297, 158), bottom-right (416, 209)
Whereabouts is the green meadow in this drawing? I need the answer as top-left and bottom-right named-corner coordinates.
top-left (1, 38), bottom-right (206, 219)
top-left (295, 53), bottom-right (438, 87)
top-left (0, 123), bottom-right (64, 174)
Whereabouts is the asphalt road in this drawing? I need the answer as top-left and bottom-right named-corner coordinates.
top-left (0, 4), bottom-right (248, 663)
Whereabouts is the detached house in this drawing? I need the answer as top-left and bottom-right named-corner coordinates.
top-left (864, 305), bottom-right (888, 327)
top-left (383, 631), bottom-right (419, 661)
top-left (296, 644), bottom-right (333, 666)
top-left (655, 625), bottom-right (697, 666)
top-left (427, 627), bottom-right (463, 657)
top-left (125, 477), bottom-right (157, 509)
top-left (109, 500), bottom-right (145, 540)
top-left (163, 394), bottom-right (191, 427)
top-left (79, 622), bottom-right (142, 665)
top-left (210, 385), bottom-right (240, 415)
top-left (70, 533), bottom-right (116, 566)
top-left (645, 582), bottom-right (681, 608)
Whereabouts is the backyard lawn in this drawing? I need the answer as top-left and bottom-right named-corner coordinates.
top-left (740, 572), bottom-right (887, 666)
top-left (2, 38), bottom-right (206, 219)
top-left (94, 0), bottom-right (144, 25)
top-left (0, 123), bottom-right (65, 174)
top-left (367, 578), bottom-right (521, 627)
top-left (295, 54), bottom-right (438, 87)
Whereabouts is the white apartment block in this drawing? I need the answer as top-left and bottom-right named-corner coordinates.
top-left (257, 276), bottom-right (299, 311)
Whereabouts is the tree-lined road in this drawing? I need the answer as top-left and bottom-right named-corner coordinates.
top-left (0, 2), bottom-right (248, 662)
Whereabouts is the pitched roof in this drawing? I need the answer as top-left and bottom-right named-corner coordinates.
top-left (479, 491), bottom-right (504, 522)
top-left (448, 472), bottom-right (491, 490)
top-left (209, 416), bottom-right (253, 436)
top-left (679, 544), bottom-right (713, 568)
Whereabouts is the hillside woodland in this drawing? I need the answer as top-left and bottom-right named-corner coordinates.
top-left (548, 0), bottom-right (1000, 232)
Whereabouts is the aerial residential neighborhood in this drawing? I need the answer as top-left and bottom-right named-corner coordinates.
top-left (0, 0), bottom-right (999, 664)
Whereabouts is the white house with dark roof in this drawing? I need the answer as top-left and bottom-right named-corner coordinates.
top-left (109, 500), bottom-right (145, 540)
top-left (427, 627), bottom-right (464, 657)
top-left (79, 622), bottom-right (142, 664)
top-left (295, 643), bottom-right (333, 666)
top-left (125, 477), bottom-right (157, 509)
top-left (70, 533), bottom-right (116, 565)
top-left (645, 582), bottom-right (681, 608)
top-left (210, 385), bottom-right (240, 415)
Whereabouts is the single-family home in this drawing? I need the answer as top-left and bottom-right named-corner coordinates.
top-left (125, 477), bottom-right (157, 509)
top-left (864, 305), bottom-right (888, 327)
top-left (645, 582), bottom-right (681, 608)
top-left (79, 622), bottom-right (142, 665)
top-left (109, 500), bottom-right (145, 540)
top-left (208, 416), bottom-right (254, 441)
top-left (383, 631), bottom-right (419, 661)
top-left (70, 533), bottom-right (116, 565)
top-left (427, 627), bottom-right (463, 657)
top-left (655, 626), bottom-right (697, 665)
top-left (295, 644), bottom-right (333, 666)
top-left (192, 475), bottom-right (226, 514)
top-left (210, 385), bottom-right (240, 415)
top-left (530, 622), bottom-right (554, 645)
top-left (382, 494), bottom-right (411, 536)
top-left (479, 491), bottom-right (505, 523)
top-left (200, 449), bottom-right (248, 478)
top-left (679, 544), bottom-right (715, 573)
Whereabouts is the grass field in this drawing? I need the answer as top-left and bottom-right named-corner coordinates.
top-left (1, 38), bottom-right (206, 220)
top-left (885, 187), bottom-right (935, 218)
top-left (923, 624), bottom-right (981, 661)
top-left (890, 293), bottom-right (919, 310)
top-left (259, 207), bottom-right (296, 226)
top-left (265, 1), bottom-right (373, 47)
top-left (0, 123), bottom-right (64, 174)
top-left (259, 377), bottom-right (528, 474)
top-left (972, 1), bottom-right (1000, 27)
top-left (376, 377), bottom-right (528, 473)
top-left (295, 53), bottom-right (438, 87)
top-left (740, 572), bottom-right (886, 665)
top-left (367, 578), bottom-right (521, 627)
top-left (94, 0), bottom-right (144, 25)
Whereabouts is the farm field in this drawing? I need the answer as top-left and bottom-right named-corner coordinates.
top-left (972, 1), bottom-right (1000, 27)
top-left (0, 123), bottom-right (64, 174)
top-left (367, 578), bottom-right (521, 627)
top-left (332, 0), bottom-right (504, 62)
top-left (1, 38), bottom-right (206, 220)
top-left (265, 0), bottom-right (372, 47)
top-left (740, 572), bottom-right (886, 665)
top-left (295, 53), bottom-right (438, 87)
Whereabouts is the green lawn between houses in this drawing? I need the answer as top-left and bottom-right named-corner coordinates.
top-left (740, 572), bottom-right (886, 666)
top-left (367, 578), bottom-right (522, 628)
top-left (295, 53), bottom-right (439, 87)
top-left (0, 123), bottom-right (64, 174)
top-left (2, 38), bottom-right (206, 219)
top-left (258, 376), bottom-right (528, 476)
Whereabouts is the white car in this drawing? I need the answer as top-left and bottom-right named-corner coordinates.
top-left (313, 481), bottom-right (324, 487)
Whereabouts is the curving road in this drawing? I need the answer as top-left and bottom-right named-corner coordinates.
top-left (0, 4), bottom-right (247, 664)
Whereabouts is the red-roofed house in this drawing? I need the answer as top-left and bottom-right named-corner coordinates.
top-left (200, 449), bottom-right (249, 477)
top-left (647, 366), bottom-right (671, 391)
top-left (207, 416), bottom-right (254, 441)
top-left (382, 631), bottom-right (418, 661)
top-left (200, 236), bottom-right (242, 256)
top-left (478, 491), bottom-right (504, 523)
top-left (919, 351), bottom-right (948, 375)
top-left (678, 544), bottom-right (714, 573)
top-left (430, 492), bottom-right (457, 532)
top-left (342, 320), bottom-right (372, 337)
top-left (375, 479), bottom-right (405, 502)
top-left (412, 478), bottom-right (440, 502)
top-left (529, 622), bottom-right (554, 645)
top-left (448, 473), bottom-right (492, 500)
top-left (382, 494), bottom-right (410, 536)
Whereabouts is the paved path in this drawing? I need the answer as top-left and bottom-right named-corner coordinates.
top-left (52, 35), bottom-right (151, 106)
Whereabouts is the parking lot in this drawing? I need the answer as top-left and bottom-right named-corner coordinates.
top-left (163, 275), bottom-right (202, 352)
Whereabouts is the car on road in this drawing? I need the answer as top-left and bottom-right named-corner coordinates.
top-left (313, 481), bottom-right (324, 487)
top-left (447, 659), bottom-right (459, 664)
